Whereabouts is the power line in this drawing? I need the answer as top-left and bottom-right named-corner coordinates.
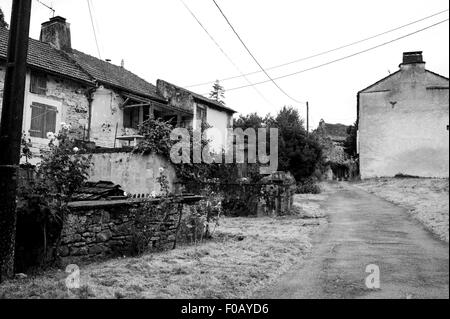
top-left (226, 18), bottom-right (449, 92)
top-left (86, 0), bottom-right (101, 59)
top-left (187, 8), bottom-right (449, 88)
top-left (178, 0), bottom-right (275, 107)
top-left (211, 0), bottom-right (305, 104)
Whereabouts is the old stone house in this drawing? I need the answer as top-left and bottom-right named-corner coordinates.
top-left (315, 119), bottom-right (351, 180)
top-left (357, 51), bottom-right (449, 179)
top-left (0, 16), bottom-right (235, 164)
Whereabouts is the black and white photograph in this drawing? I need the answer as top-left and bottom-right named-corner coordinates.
top-left (0, 0), bottom-right (448, 307)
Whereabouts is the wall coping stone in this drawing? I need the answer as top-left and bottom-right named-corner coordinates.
top-left (68, 195), bottom-right (204, 211)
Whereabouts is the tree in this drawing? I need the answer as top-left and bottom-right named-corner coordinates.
top-left (233, 106), bottom-right (323, 182)
top-left (209, 80), bottom-right (225, 105)
top-left (0, 7), bottom-right (8, 29)
top-left (344, 121), bottom-right (358, 159)
top-left (233, 112), bottom-right (272, 130)
top-left (274, 106), bottom-right (323, 181)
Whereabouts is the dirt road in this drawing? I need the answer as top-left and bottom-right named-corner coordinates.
top-left (255, 183), bottom-right (449, 299)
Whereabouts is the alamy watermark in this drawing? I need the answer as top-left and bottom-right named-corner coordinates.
top-left (169, 127), bottom-right (279, 175)
top-left (365, 264), bottom-right (380, 289)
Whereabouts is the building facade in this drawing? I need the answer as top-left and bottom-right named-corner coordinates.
top-left (357, 51), bottom-right (449, 179)
top-left (0, 16), bottom-right (236, 163)
top-left (315, 119), bottom-right (352, 180)
top-left (157, 80), bottom-right (236, 152)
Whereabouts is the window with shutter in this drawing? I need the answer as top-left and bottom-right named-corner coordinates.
top-left (30, 71), bottom-right (47, 95)
top-left (29, 102), bottom-right (57, 138)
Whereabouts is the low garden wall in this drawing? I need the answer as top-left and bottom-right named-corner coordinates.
top-left (59, 196), bottom-right (201, 265)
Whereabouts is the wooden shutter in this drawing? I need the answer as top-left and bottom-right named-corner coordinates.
top-left (29, 104), bottom-right (45, 137)
top-left (29, 103), bottom-right (57, 138)
top-left (45, 106), bottom-right (57, 136)
top-left (30, 72), bottom-right (47, 95)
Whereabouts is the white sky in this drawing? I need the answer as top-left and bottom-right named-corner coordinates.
top-left (1, 0), bottom-right (449, 129)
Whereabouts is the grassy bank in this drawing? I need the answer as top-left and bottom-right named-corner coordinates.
top-left (355, 178), bottom-right (449, 243)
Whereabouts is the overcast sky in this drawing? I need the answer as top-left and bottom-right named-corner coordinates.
top-left (1, 0), bottom-right (449, 129)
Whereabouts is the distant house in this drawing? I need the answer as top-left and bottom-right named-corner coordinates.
top-left (315, 119), bottom-right (351, 180)
top-left (157, 80), bottom-right (236, 151)
top-left (0, 16), bottom-right (235, 163)
top-left (357, 51), bottom-right (449, 179)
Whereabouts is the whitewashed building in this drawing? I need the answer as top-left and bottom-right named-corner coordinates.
top-left (357, 51), bottom-right (449, 178)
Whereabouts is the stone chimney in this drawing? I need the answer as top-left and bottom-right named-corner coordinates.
top-left (400, 51), bottom-right (425, 70)
top-left (40, 16), bottom-right (72, 52)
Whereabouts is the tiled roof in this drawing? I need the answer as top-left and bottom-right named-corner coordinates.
top-left (70, 50), bottom-right (162, 100)
top-left (0, 27), bottom-right (93, 84)
top-left (316, 121), bottom-right (349, 141)
top-left (0, 27), bottom-right (162, 101)
top-left (191, 91), bottom-right (237, 114)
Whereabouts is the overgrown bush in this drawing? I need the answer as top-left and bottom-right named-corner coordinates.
top-left (17, 124), bottom-right (92, 267)
top-left (177, 189), bottom-right (222, 245)
top-left (176, 161), bottom-right (269, 217)
top-left (132, 117), bottom-right (174, 157)
top-left (296, 177), bottom-right (321, 194)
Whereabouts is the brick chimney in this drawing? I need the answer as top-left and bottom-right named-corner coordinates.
top-left (40, 16), bottom-right (72, 52)
top-left (400, 51), bottom-right (425, 70)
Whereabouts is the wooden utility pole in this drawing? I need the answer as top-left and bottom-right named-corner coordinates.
top-left (306, 101), bottom-right (310, 135)
top-left (0, 0), bottom-right (32, 282)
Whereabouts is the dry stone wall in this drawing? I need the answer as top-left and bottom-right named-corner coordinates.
top-left (59, 199), bottom-right (183, 265)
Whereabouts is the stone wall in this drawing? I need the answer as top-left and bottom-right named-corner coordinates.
top-left (156, 79), bottom-right (195, 112)
top-left (0, 64), bottom-right (91, 165)
top-left (60, 199), bottom-right (184, 265)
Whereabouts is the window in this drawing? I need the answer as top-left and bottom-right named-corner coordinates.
top-left (196, 105), bottom-right (206, 123)
top-left (29, 102), bottom-right (57, 138)
top-left (30, 71), bottom-right (47, 95)
top-left (123, 107), bottom-right (140, 130)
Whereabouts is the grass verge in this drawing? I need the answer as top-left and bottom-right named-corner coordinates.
top-left (355, 178), bottom-right (449, 243)
top-left (0, 193), bottom-right (329, 299)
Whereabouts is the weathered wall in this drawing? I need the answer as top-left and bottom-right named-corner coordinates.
top-left (0, 64), bottom-right (90, 165)
top-left (88, 150), bottom-right (177, 195)
top-left (205, 106), bottom-right (232, 152)
top-left (59, 199), bottom-right (181, 264)
top-left (358, 64), bottom-right (449, 178)
top-left (89, 86), bottom-right (127, 148)
top-left (156, 79), bottom-right (194, 112)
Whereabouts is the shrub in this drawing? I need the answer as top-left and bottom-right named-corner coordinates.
top-left (132, 117), bottom-right (174, 157)
top-left (17, 124), bottom-right (92, 267)
top-left (177, 190), bottom-right (222, 244)
top-left (296, 177), bottom-right (321, 194)
top-left (394, 173), bottom-right (421, 179)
